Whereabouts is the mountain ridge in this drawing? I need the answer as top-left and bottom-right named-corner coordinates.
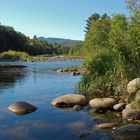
top-left (38, 37), bottom-right (83, 47)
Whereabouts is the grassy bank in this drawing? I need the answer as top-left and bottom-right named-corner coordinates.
top-left (0, 50), bottom-right (31, 61)
top-left (78, 49), bottom-right (139, 100)
top-left (0, 50), bottom-right (48, 62)
top-left (0, 50), bottom-right (83, 62)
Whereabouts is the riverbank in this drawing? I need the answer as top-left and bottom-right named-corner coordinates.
top-left (0, 50), bottom-right (83, 62)
top-left (1, 60), bottom-right (140, 140)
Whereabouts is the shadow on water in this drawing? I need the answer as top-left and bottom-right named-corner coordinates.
top-left (0, 65), bottom-right (27, 89)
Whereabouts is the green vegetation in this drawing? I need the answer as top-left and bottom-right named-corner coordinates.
top-left (0, 24), bottom-right (70, 56)
top-left (0, 50), bottom-right (31, 61)
top-left (68, 43), bottom-right (83, 56)
top-left (78, 0), bottom-right (140, 99)
top-left (131, 100), bottom-right (140, 109)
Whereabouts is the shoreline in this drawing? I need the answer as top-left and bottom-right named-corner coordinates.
top-left (0, 56), bottom-right (83, 62)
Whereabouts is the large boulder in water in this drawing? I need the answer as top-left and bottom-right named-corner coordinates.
top-left (8, 102), bottom-right (37, 115)
top-left (127, 78), bottom-right (140, 94)
top-left (114, 124), bottom-right (140, 140)
top-left (51, 94), bottom-right (87, 107)
top-left (89, 98), bottom-right (116, 110)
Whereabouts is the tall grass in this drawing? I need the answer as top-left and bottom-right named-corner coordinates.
top-left (0, 50), bottom-right (31, 61)
top-left (78, 49), bottom-right (139, 99)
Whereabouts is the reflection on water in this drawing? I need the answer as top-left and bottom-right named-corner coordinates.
top-left (0, 65), bottom-right (27, 89)
top-left (0, 61), bottom-right (139, 140)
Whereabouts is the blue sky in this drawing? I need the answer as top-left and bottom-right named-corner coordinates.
top-left (0, 0), bottom-right (129, 40)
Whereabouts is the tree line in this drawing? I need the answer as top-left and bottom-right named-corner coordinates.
top-left (0, 24), bottom-right (69, 56)
top-left (79, 0), bottom-right (140, 98)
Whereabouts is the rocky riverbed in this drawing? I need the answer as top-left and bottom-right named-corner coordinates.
top-left (49, 77), bottom-right (140, 139)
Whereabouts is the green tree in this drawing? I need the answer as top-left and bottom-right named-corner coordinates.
top-left (85, 13), bottom-right (100, 32)
top-left (83, 13), bottom-right (110, 55)
top-left (109, 14), bottom-right (128, 55)
top-left (69, 43), bottom-right (82, 56)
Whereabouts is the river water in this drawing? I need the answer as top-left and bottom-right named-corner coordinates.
top-left (0, 61), bottom-right (117, 140)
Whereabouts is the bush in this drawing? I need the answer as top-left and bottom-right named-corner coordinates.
top-left (78, 49), bottom-right (138, 99)
top-left (0, 50), bottom-right (30, 61)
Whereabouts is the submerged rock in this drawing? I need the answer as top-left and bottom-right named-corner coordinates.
top-left (114, 124), bottom-right (140, 140)
top-left (94, 122), bottom-right (117, 130)
top-left (89, 98), bottom-right (116, 110)
top-left (56, 69), bottom-right (63, 73)
top-left (72, 71), bottom-right (80, 76)
top-left (56, 67), bottom-right (79, 73)
top-left (8, 102), bottom-right (37, 115)
top-left (73, 105), bottom-right (82, 111)
top-left (113, 103), bottom-right (126, 112)
top-left (51, 94), bottom-right (87, 107)
top-left (127, 78), bottom-right (140, 94)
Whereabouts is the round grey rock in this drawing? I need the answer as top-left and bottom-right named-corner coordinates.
top-left (51, 94), bottom-right (87, 107)
top-left (89, 98), bottom-right (116, 110)
top-left (8, 102), bottom-right (37, 115)
top-left (122, 108), bottom-right (140, 120)
top-left (127, 78), bottom-right (140, 94)
top-left (113, 103), bottom-right (126, 111)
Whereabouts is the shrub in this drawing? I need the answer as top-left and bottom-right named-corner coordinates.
top-left (78, 49), bottom-right (138, 99)
top-left (0, 50), bottom-right (30, 61)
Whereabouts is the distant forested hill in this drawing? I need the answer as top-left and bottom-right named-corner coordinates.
top-left (0, 24), bottom-right (70, 55)
top-left (38, 37), bottom-right (83, 47)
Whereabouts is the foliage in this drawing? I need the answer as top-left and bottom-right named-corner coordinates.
top-left (0, 24), bottom-right (70, 56)
top-left (79, 49), bottom-right (132, 98)
top-left (83, 13), bottom-right (110, 55)
top-left (131, 100), bottom-right (140, 109)
top-left (79, 0), bottom-right (140, 98)
top-left (0, 50), bottom-right (31, 61)
top-left (68, 43), bottom-right (83, 56)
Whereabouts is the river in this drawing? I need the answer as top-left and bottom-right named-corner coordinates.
top-left (0, 61), bottom-right (117, 140)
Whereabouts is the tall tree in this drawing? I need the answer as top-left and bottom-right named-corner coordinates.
top-left (83, 13), bottom-right (110, 54)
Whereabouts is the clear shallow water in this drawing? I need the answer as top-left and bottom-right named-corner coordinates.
top-left (0, 61), bottom-right (113, 140)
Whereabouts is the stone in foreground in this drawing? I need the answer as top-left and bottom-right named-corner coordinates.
top-left (122, 108), bottom-right (140, 120)
top-left (114, 124), bottom-right (140, 140)
top-left (113, 103), bottom-right (126, 112)
top-left (127, 78), bottom-right (140, 94)
top-left (8, 102), bottom-right (37, 115)
top-left (89, 98), bottom-right (116, 110)
top-left (51, 94), bottom-right (87, 107)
